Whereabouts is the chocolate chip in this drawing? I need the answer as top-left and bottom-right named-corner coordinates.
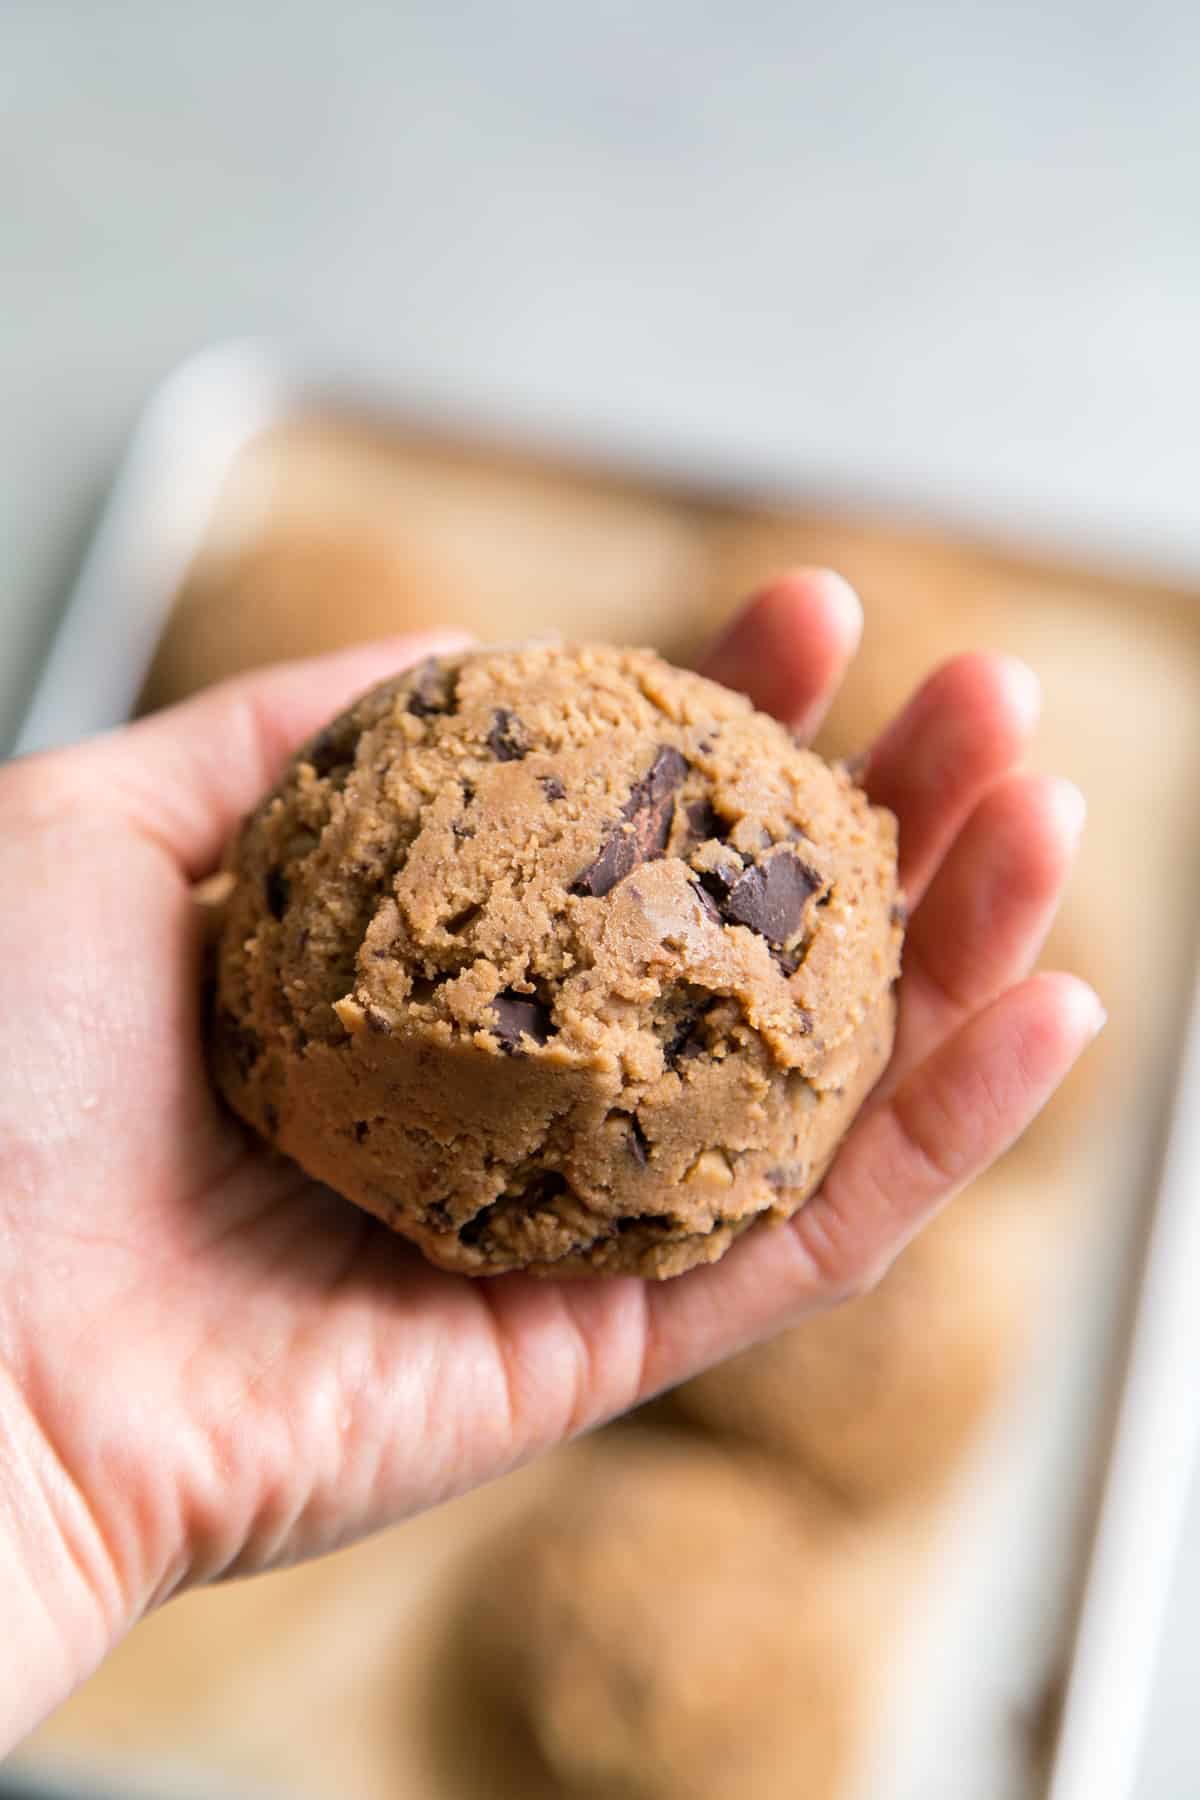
top-left (724, 853), bottom-right (825, 947)
top-left (265, 866), bottom-right (289, 920)
top-left (491, 990), bottom-right (554, 1050)
top-left (572, 745), bottom-right (689, 898)
top-left (697, 864), bottom-right (737, 903)
top-left (306, 724), bottom-right (354, 780)
top-left (540, 774), bottom-right (566, 801)
top-left (406, 659), bottom-right (457, 718)
top-left (486, 709), bottom-right (527, 761)
top-left (685, 798), bottom-right (723, 844)
top-left (694, 882), bottom-right (725, 926)
top-left (664, 1000), bottom-right (714, 1067)
top-left (458, 1203), bottom-right (496, 1248)
top-left (365, 1005), bottom-right (393, 1036)
top-left (216, 1011), bottom-right (261, 1080)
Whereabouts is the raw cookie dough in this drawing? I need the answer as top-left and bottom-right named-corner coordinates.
top-left (672, 1177), bottom-right (1047, 1508)
top-left (212, 643), bottom-right (902, 1278)
top-left (463, 1436), bottom-right (884, 1800)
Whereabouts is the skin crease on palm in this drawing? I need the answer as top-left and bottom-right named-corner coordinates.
top-left (0, 571), bottom-right (1103, 1746)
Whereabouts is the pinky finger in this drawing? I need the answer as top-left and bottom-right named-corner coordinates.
top-left (791, 972), bottom-right (1106, 1300)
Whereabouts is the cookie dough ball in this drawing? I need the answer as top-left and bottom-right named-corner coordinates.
top-left (467, 1437), bottom-right (884, 1800)
top-left (212, 644), bottom-right (902, 1279)
top-left (672, 1181), bottom-right (1047, 1508)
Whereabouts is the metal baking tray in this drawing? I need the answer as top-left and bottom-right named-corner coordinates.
top-left (11, 340), bottom-right (1200, 1800)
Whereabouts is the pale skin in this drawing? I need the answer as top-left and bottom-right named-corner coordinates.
top-left (0, 571), bottom-right (1103, 1748)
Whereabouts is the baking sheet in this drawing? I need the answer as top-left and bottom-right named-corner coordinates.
top-left (11, 343), bottom-right (1200, 1800)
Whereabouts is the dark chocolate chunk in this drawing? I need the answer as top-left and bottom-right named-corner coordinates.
top-left (365, 1005), bottom-right (393, 1036)
top-left (694, 882), bottom-right (725, 926)
top-left (406, 658), bottom-right (458, 718)
top-left (697, 863), bottom-right (738, 904)
top-left (724, 853), bottom-right (824, 947)
top-left (216, 1011), bottom-right (261, 1080)
top-left (540, 774), bottom-right (567, 801)
top-left (486, 709), bottom-right (528, 761)
top-left (572, 745), bottom-right (689, 898)
top-left (685, 797), bottom-right (723, 844)
top-left (458, 1202), bottom-right (497, 1248)
top-left (664, 999), bottom-right (714, 1067)
top-left (491, 989), bottom-right (554, 1050)
top-left (305, 723), bottom-right (354, 781)
top-left (265, 866), bottom-right (289, 920)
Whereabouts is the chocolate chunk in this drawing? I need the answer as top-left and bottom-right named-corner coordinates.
top-left (491, 989), bottom-right (554, 1050)
top-left (305, 725), bottom-right (354, 782)
top-left (685, 798), bottom-right (723, 844)
top-left (265, 866), bottom-right (289, 920)
top-left (572, 745), bottom-right (689, 898)
top-left (694, 882), bottom-right (725, 926)
top-left (486, 709), bottom-right (528, 761)
top-left (365, 1005), bottom-right (393, 1036)
top-left (724, 853), bottom-right (824, 947)
top-left (540, 774), bottom-right (566, 801)
top-left (216, 1011), bottom-right (261, 1080)
top-left (458, 1202), bottom-right (497, 1248)
top-left (697, 864), bottom-right (737, 904)
top-left (664, 1000), bottom-right (714, 1067)
top-left (406, 659), bottom-right (457, 718)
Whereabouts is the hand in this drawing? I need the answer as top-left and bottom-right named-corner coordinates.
top-left (0, 575), bottom-right (1101, 1744)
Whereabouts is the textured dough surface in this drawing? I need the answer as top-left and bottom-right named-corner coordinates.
top-left (212, 643), bottom-right (902, 1278)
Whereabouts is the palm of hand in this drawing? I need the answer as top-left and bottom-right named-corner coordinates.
top-left (0, 576), bottom-right (1097, 1679)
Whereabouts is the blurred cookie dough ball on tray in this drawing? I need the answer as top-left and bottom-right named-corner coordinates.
top-left (459, 1432), bottom-right (906, 1800)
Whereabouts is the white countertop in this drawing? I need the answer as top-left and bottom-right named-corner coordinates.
top-left (3, 3), bottom-right (1199, 1788)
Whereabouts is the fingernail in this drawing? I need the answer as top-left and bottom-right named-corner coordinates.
top-left (1083, 989), bottom-right (1108, 1037)
top-left (815, 569), bottom-right (864, 650)
top-left (1048, 777), bottom-right (1087, 849)
top-left (997, 655), bottom-right (1042, 733)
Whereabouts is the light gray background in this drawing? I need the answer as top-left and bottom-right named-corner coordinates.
top-left (3, 3), bottom-right (1198, 1791)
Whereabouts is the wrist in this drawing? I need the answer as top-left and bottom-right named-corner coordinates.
top-left (0, 1359), bottom-right (124, 1752)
